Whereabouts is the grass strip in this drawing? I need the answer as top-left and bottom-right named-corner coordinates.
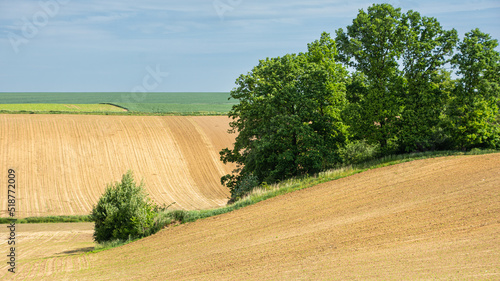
top-left (0, 110), bottom-right (229, 116)
top-left (0, 104), bottom-right (126, 112)
top-left (0, 215), bottom-right (92, 224)
top-left (112, 103), bottom-right (234, 114)
top-left (89, 238), bottom-right (140, 254)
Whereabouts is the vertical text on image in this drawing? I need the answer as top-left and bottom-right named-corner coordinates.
top-left (7, 169), bottom-right (16, 274)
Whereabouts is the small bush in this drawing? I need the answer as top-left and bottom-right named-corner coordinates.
top-left (90, 171), bottom-right (156, 243)
top-left (231, 173), bottom-right (259, 202)
top-left (340, 140), bottom-right (380, 164)
top-left (169, 210), bottom-right (190, 223)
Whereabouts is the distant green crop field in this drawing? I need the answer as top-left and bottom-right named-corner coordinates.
top-left (115, 103), bottom-right (233, 114)
top-left (0, 92), bottom-right (233, 104)
top-left (0, 92), bottom-right (236, 115)
top-left (0, 104), bottom-right (126, 112)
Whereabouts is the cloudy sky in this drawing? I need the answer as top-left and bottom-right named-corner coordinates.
top-left (1, 0), bottom-right (499, 92)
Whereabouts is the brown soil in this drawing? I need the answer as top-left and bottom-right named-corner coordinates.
top-left (0, 222), bottom-right (94, 279)
top-left (5, 154), bottom-right (499, 280)
top-left (0, 114), bottom-right (236, 217)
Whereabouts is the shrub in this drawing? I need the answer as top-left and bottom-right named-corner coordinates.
top-left (340, 140), bottom-right (380, 164)
top-left (230, 173), bottom-right (259, 202)
top-left (169, 210), bottom-right (190, 223)
top-left (90, 171), bottom-right (156, 243)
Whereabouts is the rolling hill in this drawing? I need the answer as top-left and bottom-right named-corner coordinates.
top-left (3, 154), bottom-right (498, 280)
top-left (0, 114), bottom-right (236, 217)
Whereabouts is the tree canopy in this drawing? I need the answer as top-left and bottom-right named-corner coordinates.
top-left (336, 3), bottom-right (459, 152)
top-left (447, 29), bottom-right (500, 149)
top-left (90, 171), bottom-right (156, 243)
top-left (336, 4), bottom-right (404, 151)
top-left (221, 3), bottom-right (500, 200)
top-left (398, 10), bottom-right (458, 152)
top-left (220, 32), bottom-right (348, 200)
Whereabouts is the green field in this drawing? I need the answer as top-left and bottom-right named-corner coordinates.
top-left (0, 104), bottom-right (126, 112)
top-left (0, 92), bottom-right (235, 115)
top-left (115, 103), bottom-right (233, 114)
top-left (0, 92), bottom-right (232, 104)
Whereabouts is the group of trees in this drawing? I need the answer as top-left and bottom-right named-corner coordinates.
top-left (220, 33), bottom-right (349, 194)
top-left (91, 4), bottom-right (499, 242)
top-left (336, 4), bottom-right (499, 153)
top-left (221, 3), bottom-right (500, 200)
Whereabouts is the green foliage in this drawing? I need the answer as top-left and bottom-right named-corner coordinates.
top-left (397, 11), bottom-right (458, 152)
top-left (0, 215), bottom-right (92, 224)
top-left (229, 173), bottom-right (259, 202)
top-left (339, 140), bottom-right (380, 164)
top-left (220, 32), bottom-right (349, 199)
top-left (90, 171), bottom-right (157, 243)
top-left (446, 29), bottom-right (500, 150)
top-left (337, 3), bottom-right (471, 153)
top-left (336, 4), bottom-right (404, 149)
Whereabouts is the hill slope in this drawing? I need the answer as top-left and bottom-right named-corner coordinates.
top-left (0, 114), bottom-right (236, 217)
top-left (8, 154), bottom-right (499, 280)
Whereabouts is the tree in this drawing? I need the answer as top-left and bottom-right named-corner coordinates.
top-left (90, 171), bottom-right (156, 243)
top-left (336, 4), bottom-right (404, 151)
top-left (337, 3), bottom-right (459, 152)
top-left (220, 32), bottom-right (348, 200)
top-left (447, 29), bottom-right (500, 149)
top-left (397, 10), bottom-right (458, 151)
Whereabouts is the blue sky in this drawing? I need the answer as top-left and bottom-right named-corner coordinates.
top-left (1, 0), bottom-right (499, 92)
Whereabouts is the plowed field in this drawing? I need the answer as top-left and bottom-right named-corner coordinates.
top-left (3, 154), bottom-right (498, 280)
top-left (0, 114), bottom-right (236, 217)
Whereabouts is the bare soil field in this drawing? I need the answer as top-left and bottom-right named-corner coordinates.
top-left (4, 154), bottom-right (498, 280)
top-left (0, 222), bottom-right (94, 260)
top-left (0, 222), bottom-right (94, 279)
top-left (0, 114), bottom-right (236, 217)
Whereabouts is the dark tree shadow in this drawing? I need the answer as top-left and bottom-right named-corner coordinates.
top-left (57, 247), bottom-right (95, 256)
